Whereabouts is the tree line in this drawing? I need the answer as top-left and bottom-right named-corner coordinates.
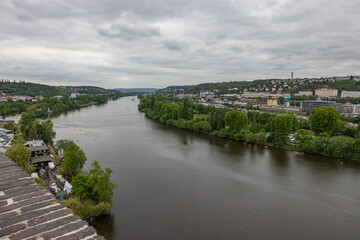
top-left (0, 93), bottom-right (126, 116)
top-left (138, 96), bottom-right (360, 161)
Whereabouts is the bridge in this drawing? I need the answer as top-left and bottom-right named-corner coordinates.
top-left (0, 153), bottom-right (104, 240)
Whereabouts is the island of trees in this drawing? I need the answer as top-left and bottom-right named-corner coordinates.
top-left (138, 96), bottom-right (360, 161)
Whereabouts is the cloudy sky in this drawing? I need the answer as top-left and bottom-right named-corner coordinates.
top-left (0, 0), bottom-right (359, 88)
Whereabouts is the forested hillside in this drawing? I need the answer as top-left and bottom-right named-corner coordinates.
top-left (0, 80), bottom-right (68, 97)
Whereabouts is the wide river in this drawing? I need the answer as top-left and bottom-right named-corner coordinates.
top-left (47, 97), bottom-right (360, 239)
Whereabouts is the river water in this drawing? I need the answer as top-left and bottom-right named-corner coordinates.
top-left (48, 97), bottom-right (360, 240)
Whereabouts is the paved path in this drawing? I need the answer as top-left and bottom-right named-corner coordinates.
top-left (0, 153), bottom-right (104, 240)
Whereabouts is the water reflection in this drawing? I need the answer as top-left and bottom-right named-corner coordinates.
top-left (49, 97), bottom-right (360, 240)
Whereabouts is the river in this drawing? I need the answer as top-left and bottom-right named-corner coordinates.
top-left (44, 97), bottom-right (360, 239)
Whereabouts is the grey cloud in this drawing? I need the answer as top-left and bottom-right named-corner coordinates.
top-left (0, 0), bottom-right (359, 88)
top-left (164, 41), bottom-right (189, 51)
top-left (98, 22), bottom-right (160, 40)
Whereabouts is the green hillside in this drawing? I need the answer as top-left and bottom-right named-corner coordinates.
top-left (0, 80), bottom-right (68, 97)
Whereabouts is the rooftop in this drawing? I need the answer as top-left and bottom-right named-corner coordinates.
top-left (0, 153), bottom-right (104, 240)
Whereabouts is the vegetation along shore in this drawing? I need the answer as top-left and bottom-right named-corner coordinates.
top-left (138, 96), bottom-right (360, 161)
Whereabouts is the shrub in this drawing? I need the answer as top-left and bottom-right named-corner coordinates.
top-left (245, 132), bottom-right (256, 143)
top-left (234, 129), bottom-right (250, 141)
top-left (255, 132), bottom-right (267, 144)
top-left (34, 177), bottom-right (45, 186)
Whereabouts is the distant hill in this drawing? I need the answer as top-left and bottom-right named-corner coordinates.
top-left (59, 85), bottom-right (112, 95)
top-left (0, 80), bottom-right (68, 97)
top-left (158, 79), bottom-right (279, 94)
top-left (114, 88), bottom-right (157, 93)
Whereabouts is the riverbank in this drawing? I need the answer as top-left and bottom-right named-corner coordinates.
top-left (0, 92), bottom-right (129, 119)
top-left (138, 97), bottom-right (360, 162)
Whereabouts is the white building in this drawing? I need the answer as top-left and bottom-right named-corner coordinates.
top-left (341, 91), bottom-right (360, 98)
top-left (296, 90), bottom-right (313, 96)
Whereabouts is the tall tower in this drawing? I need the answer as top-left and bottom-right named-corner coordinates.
top-left (291, 72), bottom-right (294, 79)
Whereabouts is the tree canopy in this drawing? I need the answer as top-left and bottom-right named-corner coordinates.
top-left (310, 107), bottom-right (343, 136)
top-left (224, 110), bottom-right (248, 136)
top-left (63, 144), bottom-right (87, 179)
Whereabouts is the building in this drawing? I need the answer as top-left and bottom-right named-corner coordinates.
top-left (342, 103), bottom-right (354, 114)
top-left (175, 94), bottom-right (197, 99)
top-left (199, 91), bottom-right (209, 98)
top-left (341, 91), bottom-right (360, 98)
top-left (25, 140), bottom-right (53, 168)
top-left (353, 105), bottom-right (360, 115)
top-left (267, 99), bottom-right (278, 106)
top-left (315, 88), bottom-right (338, 98)
top-left (301, 100), bottom-right (343, 113)
top-left (296, 90), bottom-right (313, 96)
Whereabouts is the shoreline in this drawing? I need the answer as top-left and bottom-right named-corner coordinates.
top-left (140, 108), bottom-right (360, 165)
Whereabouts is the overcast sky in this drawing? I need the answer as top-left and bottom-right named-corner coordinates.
top-left (0, 0), bottom-right (359, 88)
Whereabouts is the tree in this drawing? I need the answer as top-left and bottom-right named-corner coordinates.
top-left (56, 139), bottom-right (75, 154)
top-left (13, 133), bottom-right (27, 144)
top-left (63, 144), bottom-right (87, 178)
top-left (41, 120), bottom-right (56, 144)
top-left (255, 132), bottom-right (267, 144)
top-left (19, 112), bottom-right (36, 140)
top-left (192, 121), bottom-right (212, 133)
top-left (224, 110), bottom-right (248, 136)
top-left (89, 161), bottom-right (117, 205)
top-left (71, 173), bottom-right (90, 199)
top-left (273, 114), bottom-right (294, 147)
top-left (3, 122), bottom-right (17, 132)
top-left (310, 107), bottom-right (342, 136)
top-left (278, 97), bottom-right (285, 104)
top-left (5, 143), bottom-right (34, 174)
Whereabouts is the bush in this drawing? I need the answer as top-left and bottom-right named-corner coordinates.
top-left (192, 121), bottom-right (212, 133)
top-left (62, 197), bottom-right (110, 220)
top-left (255, 132), bottom-right (267, 144)
top-left (34, 177), bottom-right (45, 186)
top-left (234, 129), bottom-right (250, 141)
top-left (215, 128), bottom-right (229, 138)
top-left (327, 137), bottom-right (352, 158)
top-left (245, 132), bottom-right (256, 143)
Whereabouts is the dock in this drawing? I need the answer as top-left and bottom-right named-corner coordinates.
top-left (0, 153), bottom-right (104, 240)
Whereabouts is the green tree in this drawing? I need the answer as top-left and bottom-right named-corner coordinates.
top-left (3, 122), bottom-right (17, 132)
top-left (89, 161), bottom-right (117, 205)
top-left (224, 110), bottom-right (248, 136)
top-left (5, 143), bottom-right (34, 174)
top-left (278, 97), bottom-right (285, 104)
top-left (255, 132), bottom-right (267, 144)
top-left (273, 114), bottom-right (294, 147)
top-left (19, 112), bottom-right (36, 140)
top-left (71, 173), bottom-right (90, 199)
top-left (63, 144), bottom-right (87, 179)
top-left (310, 107), bottom-right (342, 136)
top-left (41, 120), bottom-right (56, 144)
top-left (13, 133), bottom-right (27, 144)
top-left (56, 139), bottom-right (76, 153)
top-left (192, 121), bottom-right (212, 133)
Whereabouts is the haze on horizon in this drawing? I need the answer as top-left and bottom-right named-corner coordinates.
top-left (0, 0), bottom-right (359, 89)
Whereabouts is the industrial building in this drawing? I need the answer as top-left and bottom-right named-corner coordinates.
top-left (301, 100), bottom-right (342, 113)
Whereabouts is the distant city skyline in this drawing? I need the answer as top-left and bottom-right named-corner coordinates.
top-left (0, 0), bottom-right (359, 88)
